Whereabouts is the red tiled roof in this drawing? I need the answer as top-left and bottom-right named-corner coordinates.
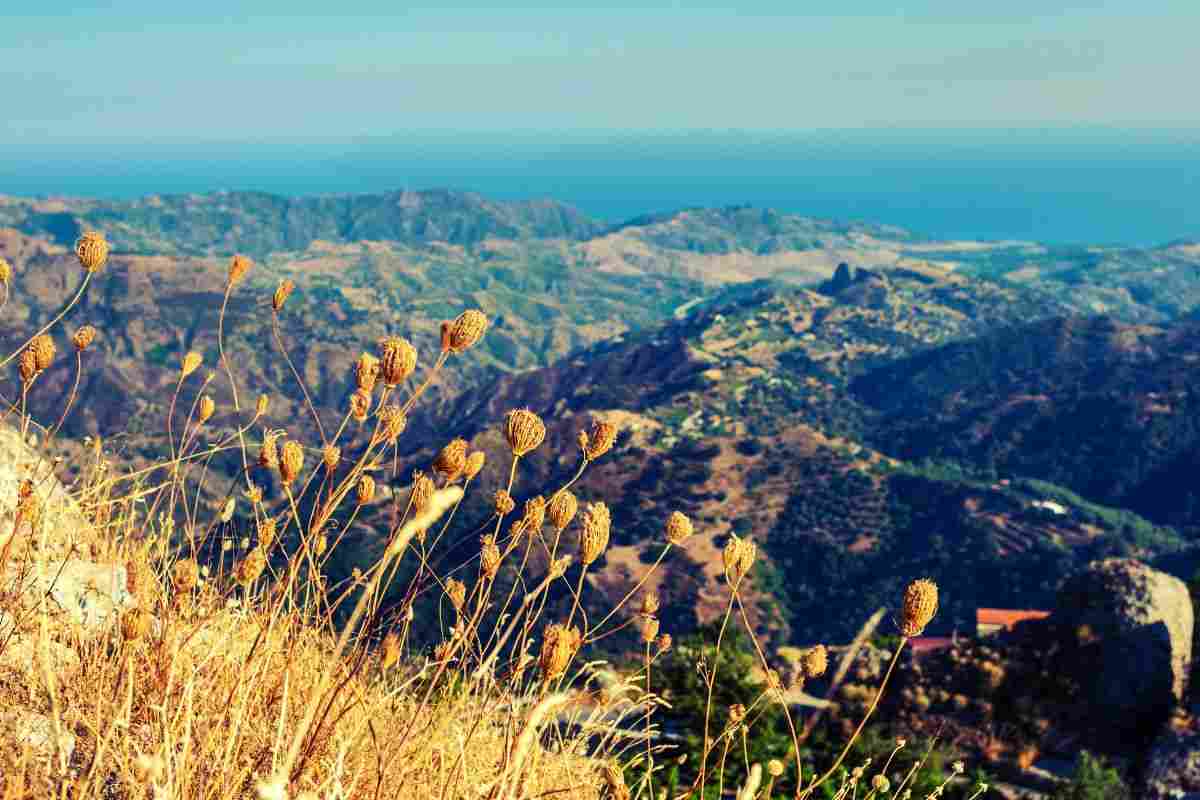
top-left (909, 636), bottom-right (954, 654)
top-left (976, 608), bottom-right (1050, 627)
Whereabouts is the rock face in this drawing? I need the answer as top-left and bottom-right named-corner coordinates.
top-left (1054, 558), bottom-right (1193, 746)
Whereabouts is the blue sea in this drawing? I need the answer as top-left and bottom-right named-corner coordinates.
top-left (2, 129), bottom-right (1198, 247)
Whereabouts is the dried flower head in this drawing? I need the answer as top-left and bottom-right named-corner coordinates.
top-left (767, 760), bottom-right (785, 778)
top-left (375, 405), bottom-right (407, 444)
top-left (228, 254), bottom-right (253, 286)
top-left (548, 555), bottom-right (573, 579)
top-left (355, 352), bottom-right (380, 393)
top-left (665, 511), bottom-right (694, 545)
top-left (357, 475), bottom-right (376, 505)
top-left (322, 445), bottom-right (341, 471)
top-left (255, 393), bottom-right (269, 417)
top-left (548, 489), bottom-right (578, 531)
top-left (31, 334), bottom-right (55, 371)
top-left (900, 578), bottom-right (939, 637)
top-left (480, 535), bottom-right (502, 579)
top-left (433, 438), bottom-right (468, 481)
top-left (463, 450), bottom-right (485, 480)
top-left (802, 644), bottom-right (829, 678)
top-left (378, 336), bottom-right (417, 386)
top-left (235, 547), bottom-right (267, 587)
top-left (198, 395), bottom-right (215, 423)
top-left (279, 440), bottom-right (304, 484)
top-left (640, 616), bottom-right (660, 644)
top-left (504, 408), bottom-right (545, 457)
top-left (445, 578), bottom-right (467, 613)
top-left (494, 489), bottom-right (516, 516)
top-left (258, 430), bottom-right (281, 469)
top-left (314, 534), bottom-right (327, 557)
top-left (181, 351), bottom-right (202, 379)
top-left (349, 388), bottom-right (371, 421)
top-left (539, 623), bottom-right (579, 681)
top-left (639, 593), bottom-right (661, 617)
top-left (601, 762), bottom-right (631, 800)
top-left (579, 501), bottom-right (611, 565)
top-left (121, 607), bottom-right (153, 641)
top-left (172, 559), bottom-right (200, 592)
top-left (0, 257), bottom-right (10, 285)
top-left (72, 325), bottom-right (97, 352)
top-left (17, 349), bottom-right (37, 383)
top-left (380, 633), bottom-right (401, 671)
top-left (258, 517), bottom-right (276, 549)
top-left (521, 495), bottom-right (546, 534)
top-left (582, 419), bottom-right (618, 461)
top-left (272, 279), bottom-right (295, 312)
top-left (722, 534), bottom-right (756, 585)
top-left (75, 231), bottom-right (110, 273)
top-left (410, 471), bottom-right (434, 512)
top-left (445, 309), bottom-right (488, 353)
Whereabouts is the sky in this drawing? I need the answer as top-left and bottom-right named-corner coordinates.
top-left (3, 0), bottom-right (1200, 145)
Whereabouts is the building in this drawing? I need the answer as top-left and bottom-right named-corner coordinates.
top-left (976, 608), bottom-right (1050, 637)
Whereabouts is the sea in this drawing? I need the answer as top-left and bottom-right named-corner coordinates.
top-left (2, 129), bottom-right (1198, 247)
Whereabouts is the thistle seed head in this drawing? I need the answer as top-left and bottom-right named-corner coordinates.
top-left (258, 430), bottom-right (281, 469)
top-left (640, 616), bottom-right (660, 644)
top-left (227, 254), bottom-right (253, 286)
top-left (121, 608), bottom-right (153, 641)
top-left (272, 279), bottom-right (295, 312)
top-left (548, 489), bottom-right (578, 531)
top-left (463, 450), bottom-right (486, 480)
top-left (504, 408), bottom-right (545, 457)
top-left (480, 534), bottom-right (502, 579)
top-left (72, 325), bottom-right (97, 352)
top-left (583, 419), bottom-right (618, 461)
top-left (355, 352), bottom-right (380, 393)
top-left (198, 395), bottom-right (215, 423)
top-left (375, 405), bottom-right (407, 443)
top-left (172, 559), bottom-right (199, 592)
top-left (279, 440), bottom-right (304, 484)
top-left (723, 534), bottom-right (756, 585)
top-left (445, 578), bottom-right (467, 613)
top-left (446, 309), bottom-right (488, 353)
top-left (17, 349), bottom-right (37, 383)
top-left (900, 578), bottom-right (939, 637)
top-left (665, 511), bottom-right (694, 545)
top-left (802, 644), bottom-right (829, 678)
top-left (494, 489), bottom-right (515, 516)
top-left (349, 388), bottom-right (372, 421)
top-left (639, 593), bottom-right (661, 617)
top-left (539, 623), bottom-right (579, 681)
top-left (322, 445), bottom-right (341, 471)
top-left (235, 547), bottom-right (267, 587)
top-left (378, 336), bottom-right (417, 386)
top-left (258, 517), bottom-right (276, 549)
top-left (432, 438), bottom-right (468, 481)
top-left (181, 351), bottom-right (202, 379)
top-left (579, 501), bottom-right (611, 566)
top-left (410, 471), bottom-right (434, 513)
top-left (31, 334), bottom-right (55, 371)
top-left (521, 495), bottom-right (546, 534)
top-left (75, 231), bottom-right (110, 273)
top-left (356, 475), bottom-right (376, 505)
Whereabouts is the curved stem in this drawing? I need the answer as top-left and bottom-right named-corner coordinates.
top-left (0, 271), bottom-right (92, 370)
top-left (587, 545), bottom-right (671, 640)
top-left (272, 311), bottom-right (326, 445)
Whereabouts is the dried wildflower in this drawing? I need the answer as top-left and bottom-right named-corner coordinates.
top-left (445, 578), bottom-right (467, 613)
top-left (640, 616), bottom-right (660, 644)
top-left (380, 633), bottom-right (401, 671)
top-left (582, 419), bottom-right (617, 461)
top-left (375, 405), bottom-right (407, 443)
top-left (272, 279), bottom-right (295, 312)
top-left (521, 495), bottom-right (546, 534)
top-left (463, 450), bottom-right (485, 480)
top-left (767, 760), bottom-right (784, 778)
top-left (539, 623), bottom-right (579, 681)
top-left (378, 336), bottom-right (417, 386)
top-left (803, 644), bottom-right (829, 678)
top-left (549, 555), bottom-right (572, 579)
top-left (314, 535), bottom-right (328, 557)
top-left (321, 445), bottom-right (340, 471)
top-left (357, 475), bottom-right (376, 505)
top-left (198, 395), bottom-right (215, 423)
top-left (445, 309), bottom-right (488, 353)
top-left (235, 547), bottom-right (267, 587)
top-left (639, 593), bottom-right (661, 617)
top-left (900, 578), bottom-right (939, 637)
top-left (601, 762), bottom-right (631, 800)
top-left (257, 431), bottom-right (280, 470)
top-left (410, 471), bottom-right (434, 512)
top-left (172, 559), bottom-right (199, 592)
top-left (494, 489), bottom-right (515, 516)
top-left (245, 484), bottom-right (263, 505)
top-left (279, 440), bottom-right (304, 484)
top-left (255, 393), bottom-right (269, 417)
top-left (181, 351), bottom-right (202, 379)
top-left (656, 633), bottom-right (672, 653)
top-left (480, 535), bottom-right (502, 579)
top-left (121, 608), bottom-right (153, 641)
top-left (0, 257), bottom-right (10, 285)
top-left (433, 438), bottom-right (468, 481)
top-left (548, 489), bottom-right (578, 531)
top-left (729, 703), bottom-right (747, 725)
top-left (227, 254), bottom-right (253, 285)
top-left (72, 325), bottom-right (97, 352)
top-left (31, 334), bottom-right (55, 371)
top-left (722, 534), bottom-right (756, 585)
top-left (75, 231), bottom-right (110, 273)
top-left (355, 352), bottom-right (380, 393)
top-left (17, 349), bottom-right (37, 383)
top-left (504, 408), bottom-right (545, 457)
top-left (665, 511), bottom-right (694, 545)
top-left (579, 501), bottom-right (611, 565)
top-left (349, 388), bottom-right (371, 421)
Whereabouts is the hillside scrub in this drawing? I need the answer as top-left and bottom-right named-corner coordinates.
top-left (0, 239), bottom-right (986, 799)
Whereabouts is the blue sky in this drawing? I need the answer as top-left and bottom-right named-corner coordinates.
top-left (2, 1), bottom-right (1198, 144)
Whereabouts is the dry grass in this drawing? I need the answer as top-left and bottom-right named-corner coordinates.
top-left (0, 233), bottom-right (987, 800)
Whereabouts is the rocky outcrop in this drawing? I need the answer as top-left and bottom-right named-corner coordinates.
top-left (1054, 558), bottom-right (1193, 747)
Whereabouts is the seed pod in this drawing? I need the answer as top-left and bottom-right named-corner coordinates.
top-left (446, 309), bottom-right (488, 353)
top-left (272, 279), bottom-right (295, 312)
top-left (548, 555), bottom-right (572, 579)
top-left (356, 474), bottom-right (376, 505)
top-left (375, 405), bottom-right (407, 443)
top-left (504, 408), bottom-right (545, 457)
top-left (17, 349), bottom-right (37, 383)
top-left (235, 547), bottom-right (267, 587)
top-left (255, 393), bottom-right (269, 417)
top-left (31, 334), bottom-right (55, 371)
top-left (445, 578), bottom-right (466, 613)
top-left (521, 495), bottom-right (546, 534)
top-left (198, 395), bottom-right (215, 423)
top-left (411, 472), bottom-right (434, 513)
top-left (380, 633), bottom-right (401, 671)
top-left (227, 254), bottom-right (253, 286)
top-left (539, 623), bottom-right (576, 681)
top-left (547, 489), bottom-right (578, 531)
top-left (583, 419), bottom-right (617, 461)
top-left (258, 431), bottom-right (281, 469)
top-left (258, 517), bottom-right (277, 549)
top-left (463, 450), bottom-right (485, 480)
top-left (639, 593), bottom-right (660, 617)
top-left (279, 440), bottom-right (304, 484)
top-left (181, 351), bottom-right (202, 379)
top-left (802, 644), bottom-right (829, 678)
top-left (640, 616), bottom-right (660, 644)
top-left (723, 534), bottom-right (755, 584)
top-left (432, 438), bottom-right (468, 481)
top-left (494, 489), bottom-right (515, 516)
top-left (349, 388), bottom-right (371, 421)
top-left (480, 535), bottom-right (502, 579)
top-left (172, 559), bottom-right (199, 592)
top-left (72, 325), bottom-right (97, 352)
top-left (74, 231), bottom-right (110, 273)
top-left (900, 578), bottom-right (939, 637)
top-left (730, 703), bottom-right (746, 725)
top-left (665, 511), bottom-right (694, 545)
top-left (121, 608), bottom-right (153, 641)
top-left (378, 336), bottom-right (417, 386)
top-left (579, 502), bottom-right (611, 566)
top-left (355, 352), bottom-right (380, 393)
